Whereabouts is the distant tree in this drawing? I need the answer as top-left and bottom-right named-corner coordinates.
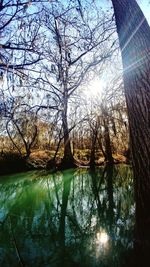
top-left (4, 96), bottom-right (38, 158)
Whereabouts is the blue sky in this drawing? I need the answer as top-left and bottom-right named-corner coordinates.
top-left (101, 0), bottom-right (150, 25)
top-left (139, 0), bottom-right (150, 24)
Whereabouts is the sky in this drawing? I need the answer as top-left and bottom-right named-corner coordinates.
top-left (84, 0), bottom-right (150, 97)
top-left (102, 0), bottom-right (150, 25)
top-left (139, 0), bottom-right (150, 24)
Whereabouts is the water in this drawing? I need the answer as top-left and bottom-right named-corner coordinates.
top-left (0, 165), bottom-right (134, 267)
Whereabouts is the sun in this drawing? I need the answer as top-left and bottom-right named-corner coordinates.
top-left (84, 77), bottom-right (104, 98)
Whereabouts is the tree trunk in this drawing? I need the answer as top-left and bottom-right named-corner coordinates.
top-left (61, 94), bottom-right (75, 169)
top-left (90, 129), bottom-right (98, 168)
top-left (112, 0), bottom-right (150, 263)
top-left (97, 135), bottom-right (107, 159)
top-left (103, 118), bottom-right (114, 164)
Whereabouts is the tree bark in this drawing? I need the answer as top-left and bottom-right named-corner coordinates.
top-left (61, 94), bottom-right (75, 169)
top-left (103, 118), bottom-right (114, 164)
top-left (90, 129), bottom-right (98, 168)
top-left (111, 0), bottom-right (150, 263)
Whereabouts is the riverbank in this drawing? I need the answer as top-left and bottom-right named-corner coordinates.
top-left (0, 150), bottom-right (129, 175)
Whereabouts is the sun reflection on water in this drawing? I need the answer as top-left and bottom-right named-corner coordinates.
top-left (96, 231), bottom-right (109, 245)
top-left (95, 230), bottom-right (110, 258)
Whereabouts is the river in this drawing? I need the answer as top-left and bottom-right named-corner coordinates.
top-left (0, 165), bottom-right (134, 267)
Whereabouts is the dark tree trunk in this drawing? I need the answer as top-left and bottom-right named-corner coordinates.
top-left (97, 135), bottom-right (107, 159)
top-left (61, 94), bottom-right (75, 169)
top-left (112, 0), bottom-right (150, 264)
top-left (90, 129), bottom-right (98, 168)
top-left (103, 118), bottom-right (114, 164)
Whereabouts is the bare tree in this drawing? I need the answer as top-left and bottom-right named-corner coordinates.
top-left (0, 1), bottom-right (46, 73)
top-left (39, 0), bottom-right (116, 168)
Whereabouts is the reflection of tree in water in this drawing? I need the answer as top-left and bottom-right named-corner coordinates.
top-left (0, 166), bottom-right (134, 267)
top-left (106, 164), bottom-right (114, 228)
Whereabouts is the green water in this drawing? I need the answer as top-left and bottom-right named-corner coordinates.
top-left (0, 165), bottom-right (134, 267)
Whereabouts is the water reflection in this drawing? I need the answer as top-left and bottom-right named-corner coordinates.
top-left (0, 165), bottom-right (134, 267)
top-left (96, 230), bottom-right (109, 246)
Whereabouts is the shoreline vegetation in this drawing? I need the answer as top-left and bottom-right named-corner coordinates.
top-left (0, 149), bottom-right (129, 176)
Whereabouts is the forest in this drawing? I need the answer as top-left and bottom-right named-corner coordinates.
top-left (0, 0), bottom-right (150, 267)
